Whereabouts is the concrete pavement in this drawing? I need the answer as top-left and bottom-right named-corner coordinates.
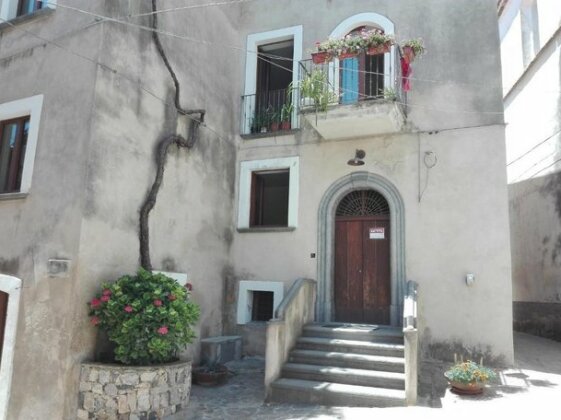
top-left (185, 332), bottom-right (561, 419)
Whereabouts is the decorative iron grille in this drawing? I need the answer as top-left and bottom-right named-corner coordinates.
top-left (336, 190), bottom-right (389, 217)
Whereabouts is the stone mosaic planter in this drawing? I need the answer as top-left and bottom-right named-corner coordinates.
top-left (77, 360), bottom-right (191, 419)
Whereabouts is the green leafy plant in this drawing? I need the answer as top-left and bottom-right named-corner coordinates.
top-left (401, 38), bottom-right (426, 57)
top-left (89, 269), bottom-right (200, 365)
top-left (280, 102), bottom-right (294, 122)
top-left (444, 360), bottom-right (497, 384)
top-left (383, 87), bottom-right (397, 101)
top-left (299, 69), bottom-right (338, 112)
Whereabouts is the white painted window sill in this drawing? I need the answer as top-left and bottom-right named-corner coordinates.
top-left (237, 227), bottom-right (296, 233)
top-left (0, 192), bottom-right (27, 201)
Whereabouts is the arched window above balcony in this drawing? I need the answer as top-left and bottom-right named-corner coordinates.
top-left (328, 13), bottom-right (395, 105)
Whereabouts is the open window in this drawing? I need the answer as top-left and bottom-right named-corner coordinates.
top-left (250, 169), bottom-right (289, 227)
top-left (340, 26), bottom-right (385, 104)
top-left (0, 0), bottom-right (53, 21)
top-left (237, 157), bottom-right (299, 230)
top-left (0, 116), bottom-right (30, 194)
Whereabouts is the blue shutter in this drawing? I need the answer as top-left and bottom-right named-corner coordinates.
top-left (341, 58), bottom-right (359, 104)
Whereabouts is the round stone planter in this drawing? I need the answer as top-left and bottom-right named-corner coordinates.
top-left (77, 360), bottom-right (191, 419)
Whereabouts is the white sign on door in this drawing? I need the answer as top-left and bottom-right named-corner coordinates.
top-left (369, 227), bottom-right (385, 239)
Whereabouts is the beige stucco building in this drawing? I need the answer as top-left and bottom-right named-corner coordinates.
top-left (0, 0), bottom-right (512, 418)
top-left (499, 0), bottom-right (561, 341)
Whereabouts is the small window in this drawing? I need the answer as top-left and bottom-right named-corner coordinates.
top-left (251, 291), bottom-right (274, 321)
top-left (0, 116), bottom-right (30, 194)
top-left (17, 0), bottom-right (44, 17)
top-left (250, 169), bottom-right (289, 227)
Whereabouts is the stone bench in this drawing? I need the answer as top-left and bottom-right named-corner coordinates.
top-left (200, 336), bottom-right (242, 364)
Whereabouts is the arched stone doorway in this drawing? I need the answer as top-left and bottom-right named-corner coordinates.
top-left (317, 172), bottom-right (406, 326)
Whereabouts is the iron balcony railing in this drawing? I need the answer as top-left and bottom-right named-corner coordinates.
top-left (240, 50), bottom-right (405, 135)
top-left (296, 48), bottom-right (405, 110)
top-left (240, 87), bottom-right (299, 136)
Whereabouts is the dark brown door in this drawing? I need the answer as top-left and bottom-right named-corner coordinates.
top-left (334, 217), bottom-right (390, 324)
top-left (0, 291), bottom-right (8, 363)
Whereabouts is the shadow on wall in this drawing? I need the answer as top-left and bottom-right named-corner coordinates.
top-left (513, 302), bottom-right (561, 343)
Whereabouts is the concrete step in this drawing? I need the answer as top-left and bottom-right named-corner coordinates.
top-left (269, 378), bottom-right (406, 407)
top-left (282, 363), bottom-right (405, 390)
top-left (303, 323), bottom-right (404, 344)
top-left (289, 349), bottom-right (405, 372)
top-left (295, 336), bottom-right (405, 357)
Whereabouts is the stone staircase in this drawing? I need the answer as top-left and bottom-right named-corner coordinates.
top-left (269, 322), bottom-right (406, 407)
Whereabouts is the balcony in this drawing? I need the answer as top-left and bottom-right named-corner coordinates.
top-left (240, 88), bottom-right (299, 137)
top-left (296, 51), bottom-right (406, 140)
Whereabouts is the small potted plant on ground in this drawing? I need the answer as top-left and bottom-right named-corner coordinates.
top-left (192, 361), bottom-right (230, 386)
top-left (444, 359), bottom-right (497, 395)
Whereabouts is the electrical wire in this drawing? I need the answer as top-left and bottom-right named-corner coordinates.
top-left (0, 16), bottom-right (230, 143)
top-left (506, 128), bottom-right (561, 166)
top-left (128, 0), bottom-right (258, 18)
top-left (36, 1), bottom-right (561, 95)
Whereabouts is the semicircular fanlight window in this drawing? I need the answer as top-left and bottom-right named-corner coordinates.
top-left (336, 190), bottom-right (389, 217)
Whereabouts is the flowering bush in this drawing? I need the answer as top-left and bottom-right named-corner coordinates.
top-left (444, 360), bottom-right (497, 384)
top-left (89, 269), bottom-right (200, 365)
top-left (315, 28), bottom-right (395, 58)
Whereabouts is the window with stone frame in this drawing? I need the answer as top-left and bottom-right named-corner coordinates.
top-left (0, 116), bottom-right (30, 194)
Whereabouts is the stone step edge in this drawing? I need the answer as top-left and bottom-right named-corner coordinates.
top-left (283, 362), bottom-right (406, 381)
top-left (297, 336), bottom-right (405, 350)
top-left (271, 378), bottom-right (407, 400)
top-left (290, 349), bottom-right (405, 364)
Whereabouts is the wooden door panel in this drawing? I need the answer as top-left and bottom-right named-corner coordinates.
top-left (362, 219), bottom-right (391, 324)
top-left (334, 221), bottom-right (348, 320)
top-left (335, 217), bottom-right (391, 324)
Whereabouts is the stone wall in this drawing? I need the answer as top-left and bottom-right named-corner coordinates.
top-left (77, 361), bottom-right (191, 420)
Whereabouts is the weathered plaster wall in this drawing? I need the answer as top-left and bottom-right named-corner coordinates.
top-left (0, 4), bottom-right (105, 419)
top-left (1, 1), bottom-right (242, 419)
top-left (230, 0), bottom-right (513, 364)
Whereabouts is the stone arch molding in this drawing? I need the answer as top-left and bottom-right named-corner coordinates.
top-left (327, 12), bottom-right (396, 97)
top-left (0, 275), bottom-right (22, 420)
top-left (317, 172), bottom-right (406, 326)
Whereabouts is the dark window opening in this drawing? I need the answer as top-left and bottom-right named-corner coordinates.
top-left (250, 170), bottom-right (289, 227)
top-left (0, 116), bottom-right (30, 194)
top-left (253, 40), bottom-right (294, 131)
top-left (251, 291), bottom-right (274, 321)
top-left (17, 0), bottom-right (44, 17)
top-left (0, 291), bottom-right (8, 363)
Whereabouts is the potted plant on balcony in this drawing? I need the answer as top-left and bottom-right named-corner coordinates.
top-left (363, 29), bottom-right (394, 55)
top-left (401, 38), bottom-right (425, 62)
top-left (444, 359), bottom-right (497, 395)
top-left (79, 269), bottom-right (200, 418)
top-left (312, 38), bottom-right (342, 64)
top-left (299, 69), bottom-right (337, 112)
top-left (280, 102), bottom-right (293, 131)
top-left (270, 110), bottom-right (281, 132)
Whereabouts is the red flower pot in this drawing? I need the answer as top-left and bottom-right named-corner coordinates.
top-left (281, 121), bottom-right (291, 131)
top-left (270, 122), bottom-right (280, 132)
top-left (312, 52), bottom-right (330, 64)
top-left (366, 44), bottom-right (391, 56)
top-left (338, 51), bottom-right (358, 60)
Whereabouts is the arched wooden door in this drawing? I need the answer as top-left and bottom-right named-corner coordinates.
top-left (334, 190), bottom-right (391, 324)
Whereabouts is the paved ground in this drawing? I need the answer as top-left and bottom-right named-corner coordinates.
top-left (185, 333), bottom-right (561, 419)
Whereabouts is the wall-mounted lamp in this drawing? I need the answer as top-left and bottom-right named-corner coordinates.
top-left (347, 149), bottom-right (366, 166)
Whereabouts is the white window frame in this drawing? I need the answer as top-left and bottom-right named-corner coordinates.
top-left (0, 275), bottom-right (22, 420)
top-left (237, 156), bottom-right (299, 229)
top-left (0, 95), bottom-right (43, 195)
top-left (236, 280), bottom-right (284, 324)
top-left (0, 0), bottom-right (56, 21)
top-left (243, 25), bottom-right (303, 134)
top-left (328, 13), bottom-right (396, 97)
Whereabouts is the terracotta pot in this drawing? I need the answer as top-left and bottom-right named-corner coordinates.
top-left (338, 51), bottom-right (358, 60)
top-left (271, 122), bottom-right (280, 132)
top-left (312, 52), bottom-right (330, 64)
top-left (192, 364), bottom-right (229, 386)
top-left (402, 46), bottom-right (416, 63)
top-left (444, 373), bottom-right (485, 395)
top-left (366, 44), bottom-right (391, 56)
top-left (281, 121), bottom-right (291, 131)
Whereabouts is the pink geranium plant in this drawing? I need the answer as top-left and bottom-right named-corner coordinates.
top-left (88, 269), bottom-right (199, 365)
